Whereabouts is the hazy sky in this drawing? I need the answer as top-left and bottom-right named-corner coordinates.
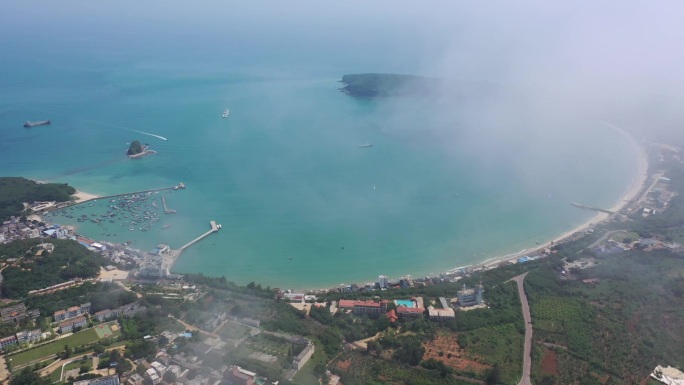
top-left (4, 1), bottom-right (684, 142)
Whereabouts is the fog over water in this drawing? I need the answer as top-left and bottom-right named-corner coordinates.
top-left (2, 1), bottom-right (684, 288)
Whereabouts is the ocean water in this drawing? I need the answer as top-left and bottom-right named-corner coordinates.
top-left (0, 6), bottom-right (639, 289)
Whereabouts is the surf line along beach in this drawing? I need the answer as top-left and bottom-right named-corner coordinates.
top-left (44, 125), bottom-right (648, 289)
top-left (477, 122), bottom-right (649, 270)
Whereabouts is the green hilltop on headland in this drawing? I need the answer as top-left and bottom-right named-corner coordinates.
top-left (0, 177), bottom-right (75, 221)
top-left (339, 73), bottom-right (443, 97)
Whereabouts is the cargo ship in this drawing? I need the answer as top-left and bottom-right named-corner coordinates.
top-left (24, 120), bottom-right (51, 128)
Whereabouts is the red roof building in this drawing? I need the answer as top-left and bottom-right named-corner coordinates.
top-left (338, 300), bottom-right (387, 314)
top-left (386, 309), bottom-right (398, 323)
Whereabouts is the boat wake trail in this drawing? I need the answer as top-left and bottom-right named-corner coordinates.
top-left (72, 118), bottom-right (169, 141)
top-left (123, 128), bottom-right (168, 141)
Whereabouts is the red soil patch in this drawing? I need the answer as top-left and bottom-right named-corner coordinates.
top-left (422, 333), bottom-right (489, 373)
top-left (592, 372), bottom-right (609, 384)
top-left (336, 359), bottom-right (351, 371)
top-left (625, 312), bottom-right (640, 334)
top-left (540, 349), bottom-right (559, 376)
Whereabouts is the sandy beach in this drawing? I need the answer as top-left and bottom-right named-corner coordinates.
top-left (480, 123), bottom-right (649, 269)
top-left (72, 190), bottom-right (102, 202)
top-left (54, 124), bottom-right (650, 290)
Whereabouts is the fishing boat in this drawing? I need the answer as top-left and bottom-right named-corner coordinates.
top-left (359, 143), bottom-right (373, 148)
top-left (222, 109), bottom-right (230, 118)
top-left (24, 120), bottom-right (51, 128)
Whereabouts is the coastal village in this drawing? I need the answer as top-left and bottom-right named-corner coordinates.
top-left (0, 144), bottom-right (682, 385)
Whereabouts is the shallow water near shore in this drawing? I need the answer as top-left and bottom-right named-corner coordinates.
top-left (0, 12), bottom-right (639, 289)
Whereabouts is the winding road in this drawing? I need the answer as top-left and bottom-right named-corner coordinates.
top-left (510, 272), bottom-right (532, 385)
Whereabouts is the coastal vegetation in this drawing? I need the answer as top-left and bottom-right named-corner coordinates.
top-left (0, 177), bottom-right (75, 221)
top-left (24, 282), bottom-right (137, 318)
top-left (0, 239), bottom-right (105, 298)
top-left (339, 73), bottom-right (442, 97)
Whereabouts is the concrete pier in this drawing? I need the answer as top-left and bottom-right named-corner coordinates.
top-left (161, 196), bottom-right (176, 214)
top-left (153, 221), bottom-right (221, 276)
top-left (63, 184), bottom-right (187, 208)
top-left (179, 221), bottom-right (220, 251)
top-left (570, 202), bottom-right (614, 215)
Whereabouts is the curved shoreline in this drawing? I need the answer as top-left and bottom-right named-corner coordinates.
top-left (299, 122), bottom-right (650, 290)
top-left (72, 190), bottom-right (102, 203)
top-left (476, 122), bottom-right (648, 270)
top-left (56, 124), bottom-right (649, 290)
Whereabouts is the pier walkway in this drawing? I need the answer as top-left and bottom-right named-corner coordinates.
top-left (161, 195), bottom-right (176, 214)
top-left (179, 221), bottom-right (219, 252)
top-left (157, 221), bottom-right (220, 274)
top-left (67, 183), bottom-right (186, 206)
top-left (570, 202), bottom-right (614, 215)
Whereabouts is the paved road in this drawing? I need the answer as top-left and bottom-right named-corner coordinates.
top-left (0, 355), bottom-right (9, 384)
top-left (510, 272), bottom-right (532, 385)
top-left (587, 229), bottom-right (632, 250)
top-left (38, 346), bottom-right (123, 378)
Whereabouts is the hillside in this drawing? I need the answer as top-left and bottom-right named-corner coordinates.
top-left (0, 238), bottom-right (105, 298)
top-left (0, 177), bottom-right (75, 221)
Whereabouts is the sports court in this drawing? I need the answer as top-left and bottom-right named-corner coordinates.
top-left (94, 323), bottom-right (118, 339)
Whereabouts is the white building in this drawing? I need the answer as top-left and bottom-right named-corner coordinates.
top-left (292, 343), bottom-right (315, 370)
top-left (145, 368), bottom-right (161, 385)
top-left (151, 361), bottom-right (167, 376)
top-left (378, 275), bottom-right (389, 289)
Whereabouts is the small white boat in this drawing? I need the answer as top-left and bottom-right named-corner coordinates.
top-left (222, 109), bottom-right (230, 118)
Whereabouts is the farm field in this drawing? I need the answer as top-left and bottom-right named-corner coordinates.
top-left (217, 321), bottom-right (251, 340)
top-left (248, 333), bottom-right (302, 357)
top-left (224, 333), bottom-right (301, 381)
top-left (459, 324), bottom-right (524, 384)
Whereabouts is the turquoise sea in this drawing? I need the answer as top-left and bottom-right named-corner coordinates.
top-left (0, 3), bottom-right (639, 289)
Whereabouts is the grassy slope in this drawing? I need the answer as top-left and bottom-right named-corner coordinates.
top-left (10, 324), bottom-right (119, 367)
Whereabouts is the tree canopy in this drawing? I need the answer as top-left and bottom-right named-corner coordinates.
top-left (0, 239), bottom-right (105, 298)
top-left (0, 177), bottom-right (75, 220)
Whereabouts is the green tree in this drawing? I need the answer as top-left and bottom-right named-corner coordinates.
top-left (485, 364), bottom-right (502, 385)
top-left (10, 369), bottom-right (51, 385)
top-left (392, 336), bottom-right (424, 366)
top-left (163, 371), bottom-right (177, 383)
top-left (93, 344), bottom-right (105, 355)
top-left (366, 340), bottom-right (382, 355)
